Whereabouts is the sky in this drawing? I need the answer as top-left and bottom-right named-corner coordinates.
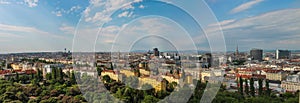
top-left (0, 0), bottom-right (300, 53)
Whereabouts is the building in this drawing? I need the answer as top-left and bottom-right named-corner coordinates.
top-left (161, 73), bottom-right (180, 84)
top-left (250, 49), bottom-right (263, 61)
top-left (281, 74), bottom-right (300, 92)
top-left (153, 48), bottom-right (159, 56)
top-left (276, 49), bottom-right (291, 59)
top-left (265, 70), bottom-right (287, 82)
top-left (139, 76), bottom-right (166, 92)
top-left (101, 70), bottom-right (120, 82)
top-left (120, 69), bottom-right (135, 77)
top-left (202, 53), bottom-right (212, 68)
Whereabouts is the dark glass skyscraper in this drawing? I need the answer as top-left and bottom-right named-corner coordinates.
top-left (276, 49), bottom-right (291, 59)
top-left (250, 49), bottom-right (263, 61)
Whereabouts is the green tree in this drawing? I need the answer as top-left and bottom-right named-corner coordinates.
top-left (265, 79), bottom-right (271, 96)
top-left (102, 75), bottom-right (111, 83)
top-left (15, 72), bottom-right (19, 82)
top-left (245, 79), bottom-right (249, 95)
top-left (250, 78), bottom-right (255, 96)
top-left (239, 76), bottom-right (243, 95)
top-left (46, 73), bottom-right (52, 80)
top-left (258, 79), bottom-right (263, 95)
top-left (36, 69), bottom-right (42, 81)
top-left (57, 68), bottom-right (63, 80)
top-left (70, 71), bottom-right (76, 84)
top-left (96, 67), bottom-right (102, 76)
top-left (51, 68), bottom-right (57, 80)
top-left (141, 83), bottom-right (154, 96)
top-left (142, 95), bottom-right (159, 103)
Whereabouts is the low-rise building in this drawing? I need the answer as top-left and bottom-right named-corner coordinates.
top-left (281, 74), bottom-right (300, 92)
top-left (101, 70), bottom-right (120, 82)
top-left (265, 70), bottom-right (287, 81)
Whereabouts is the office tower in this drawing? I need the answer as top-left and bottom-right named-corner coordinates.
top-left (250, 49), bottom-right (263, 61)
top-left (153, 48), bottom-right (159, 56)
top-left (276, 49), bottom-right (291, 59)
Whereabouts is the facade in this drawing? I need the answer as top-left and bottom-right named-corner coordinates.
top-left (153, 48), bottom-right (159, 56)
top-left (101, 70), bottom-right (120, 82)
top-left (281, 74), bottom-right (300, 92)
top-left (120, 69), bottom-right (135, 77)
top-left (250, 49), bottom-right (263, 61)
top-left (139, 77), bottom-right (166, 91)
top-left (139, 69), bottom-right (150, 76)
top-left (265, 70), bottom-right (287, 81)
top-left (276, 49), bottom-right (291, 59)
top-left (161, 74), bottom-right (180, 84)
top-left (281, 81), bottom-right (300, 92)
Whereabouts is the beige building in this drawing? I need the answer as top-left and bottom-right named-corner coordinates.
top-left (139, 69), bottom-right (150, 76)
top-left (139, 76), bottom-right (166, 92)
top-left (11, 63), bottom-right (22, 70)
top-left (281, 81), bottom-right (300, 92)
top-left (101, 70), bottom-right (120, 82)
top-left (265, 70), bottom-right (287, 81)
top-left (120, 69), bottom-right (135, 77)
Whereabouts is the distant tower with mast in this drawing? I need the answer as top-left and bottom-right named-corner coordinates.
top-left (235, 44), bottom-right (239, 56)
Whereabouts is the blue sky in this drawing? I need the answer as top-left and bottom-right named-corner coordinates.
top-left (0, 0), bottom-right (300, 53)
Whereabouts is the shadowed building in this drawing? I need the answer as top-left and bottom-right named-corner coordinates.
top-left (250, 49), bottom-right (263, 61)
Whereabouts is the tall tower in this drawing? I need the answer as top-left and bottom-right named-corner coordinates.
top-left (235, 44), bottom-right (239, 56)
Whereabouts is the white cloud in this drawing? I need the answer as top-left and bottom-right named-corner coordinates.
top-left (208, 19), bottom-right (236, 27)
top-left (208, 8), bottom-right (300, 50)
top-left (139, 5), bottom-right (144, 9)
top-left (70, 5), bottom-right (81, 12)
top-left (118, 11), bottom-right (133, 18)
top-left (52, 5), bottom-right (81, 17)
top-left (0, 23), bottom-right (63, 39)
top-left (230, 0), bottom-right (263, 14)
top-left (60, 24), bottom-right (75, 35)
top-left (84, 0), bottom-right (143, 24)
top-left (52, 11), bottom-right (62, 17)
top-left (24, 0), bottom-right (38, 7)
top-left (0, 0), bottom-right (10, 4)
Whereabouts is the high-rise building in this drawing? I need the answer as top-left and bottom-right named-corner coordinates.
top-left (250, 49), bottom-right (263, 61)
top-left (153, 48), bottom-right (159, 56)
top-left (276, 49), bottom-right (291, 59)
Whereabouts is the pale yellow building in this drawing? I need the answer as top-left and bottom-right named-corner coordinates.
top-left (200, 70), bottom-right (223, 82)
top-left (140, 69), bottom-right (150, 76)
top-left (120, 69), bottom-right (135, 77)
top-left (139, 76), bottom-right (165, 91)
top-left (101, 70), bottom-right (120, 82)
top-left (265, 70), bottom-right (287, 81)
top-left (11, 64), bottom-right (22, 70)
top-left (162, 75), bottom-right (179, 84)
top-left (281, 81), bottom-right (300, 92)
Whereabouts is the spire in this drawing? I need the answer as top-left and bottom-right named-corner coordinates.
top-left (236, 44), bottom-right (239, 56)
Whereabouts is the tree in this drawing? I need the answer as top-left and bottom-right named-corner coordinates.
top-left (70, 71), bottom-right (76, 84)
top-left (142, 95), bottom-right (159, 103)
top-left (265, 79), bottom-right (271, 96)
top-left (141, 83), bottom-right (154, 96)
top-left (57, 68), bottom-right (63, 80)
top-left (51, 68), bottom-right (57, 80)
top-left (31, 71), bottom-right (35, 79)
top-left (96, 67), bottom-right (102, 76)
top-left (15, 72), bottom-right (19, 82)
top-left (239, 76), bottom-right (243, 95)
top-left (258, 79), bottom-right (263, 95)
top-left (245, 79), bottom-right (249, 95)
top-left (102, 75), bottom-right (111, 83)
top-left (36, 69), bottom-right (42, 81)
top-left (46, 73), bottom-right (52, 80)
top-left (250, 78), bottom-right (255, 96)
